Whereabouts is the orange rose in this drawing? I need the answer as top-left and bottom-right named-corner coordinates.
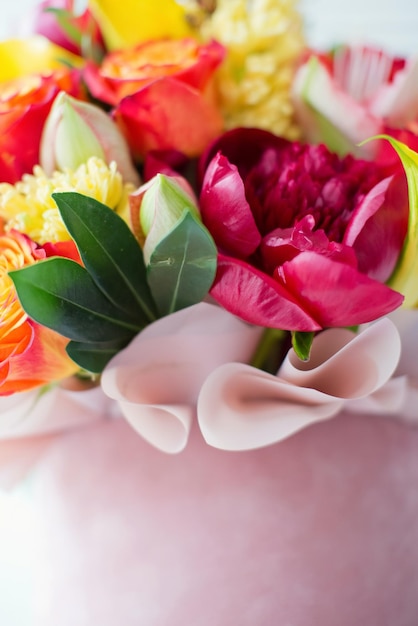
top-left (0, 231), bottom-right (78, 395)
top-left (84, 38), bottom-right (225, 159)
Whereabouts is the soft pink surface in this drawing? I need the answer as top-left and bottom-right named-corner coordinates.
top-left (31, 412), bottom-right (418, 626)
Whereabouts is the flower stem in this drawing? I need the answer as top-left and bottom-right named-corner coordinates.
top-left (250, 327), bottom-right (288, 374)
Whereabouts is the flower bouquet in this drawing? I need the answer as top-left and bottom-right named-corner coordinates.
top-left (1, 0), bottom-right (418, 623)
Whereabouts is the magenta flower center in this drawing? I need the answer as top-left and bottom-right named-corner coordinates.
top-left (244, 143), bottom-right (381, 243)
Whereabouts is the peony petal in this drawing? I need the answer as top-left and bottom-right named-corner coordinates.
top-left (210, 254), bottom-right (321, 331)
top-left (101, 302), bottom-right (263, 453)
top-left (200, 153), bottom-right (262, 258)
top-left (198, 127), bottom-right (290, 186)
top-left (344, 173), bottom-right (408, 281)
top-left (198, 362), bottom-right (343, 450)
top-left (276, 251), bottom-right (404, 328)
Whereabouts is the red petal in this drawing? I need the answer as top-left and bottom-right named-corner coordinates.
top-left (200, 153), bottom-right (261, 258)
top-left (276, 252), bottom-right (404, 327)
top-left (344, 173), bottom-right (408, 281)
top-left (198, 127), bottom-right (290, 187)
top-left (210, 255), bottom-right (321, 331)
top-left (113, 77), bottom-right (224, 160)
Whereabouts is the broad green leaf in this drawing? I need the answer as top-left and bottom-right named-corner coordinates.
top-left (373, 136), bottom-right (418, 307)
top-left (291, 331), bottom-right (315, 362)
top-left (147, 210), bottom-right (217, 316)
top-left (66, 338), bottom-right (129, 373)
top-left (52, 192), bottom-right (157, 324)
top-left (10, 257), bottom-right (140, 343)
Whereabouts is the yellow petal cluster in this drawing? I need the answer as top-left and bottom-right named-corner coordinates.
top-left (88, 0), bottom-right (192, 50)
top-left (0, 157), bottom-right (134, 245)
top-left (0, 231), bottom-right (35, 338)
top-left (199, 0), bottom-right (305, 139)
top-left (0, 37), bottom-right (82, 82)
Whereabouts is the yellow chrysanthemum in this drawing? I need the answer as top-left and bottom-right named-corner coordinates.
top-left (0, 157), bottom-right (135, 244)
top-left (198, 0), bottom-right (305, 139)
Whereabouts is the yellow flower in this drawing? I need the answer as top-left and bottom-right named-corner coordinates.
top-left (0, 36), bottom-right (82, 82)
top-left (0, 157), bottom-right (134, 244)
top-left (87, 0), bottom-right (192, 50)
top-left (199, 0), bottom-right (305, 140)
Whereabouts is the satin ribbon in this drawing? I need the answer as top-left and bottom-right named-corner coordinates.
top-left (101, 302), bottom-right (263, 453)
top-left (197, 317), bottom-right (403, 450)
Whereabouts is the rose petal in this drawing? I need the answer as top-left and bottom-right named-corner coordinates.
top-left (113, 78), bottom-right (224, 159)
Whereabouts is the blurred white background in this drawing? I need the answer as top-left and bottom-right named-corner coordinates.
top-left (301, 0), bottom-right (418, 54)
top-left (0, 0), bottom-right (417, 624)
top-left (0, 0), bottom-right (417, 54)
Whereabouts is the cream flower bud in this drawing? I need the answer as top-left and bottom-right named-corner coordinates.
top-left (40, 91), bottom-right (140, 185)
top-left (139, 174), bottom-right (200, 265)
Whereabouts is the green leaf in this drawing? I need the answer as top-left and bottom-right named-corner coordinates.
top-left (366, 136), bottom-right (418, 307)
top-left (66, 338), bottom-right (129, 373)
top-left (147, 210), bottom-right (217, 316)
top-left (9, 257), bottom-right (140, 343)
top-left (52, 192), bottom-right (157, 325)
top-left (291, 331), bottom-right (315, 362)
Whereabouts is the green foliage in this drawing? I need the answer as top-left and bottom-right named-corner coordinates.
top-left (147, 210), bottom-right (217, 316)
top-left (291, 331), bottom-right (315, 362)
top-left (10, 191), bottom-right (218, 373)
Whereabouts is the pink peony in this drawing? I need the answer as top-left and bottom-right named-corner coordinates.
top-left (198, 128), bottom-right (406, 331)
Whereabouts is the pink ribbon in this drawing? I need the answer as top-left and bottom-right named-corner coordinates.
top-left (198, 317), bottom-right (402, 450)
top-left (100, 302), bottom-right (263, 453)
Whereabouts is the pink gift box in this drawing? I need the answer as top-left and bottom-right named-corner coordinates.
top-left (24, 411), bottom-right (418, 626)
